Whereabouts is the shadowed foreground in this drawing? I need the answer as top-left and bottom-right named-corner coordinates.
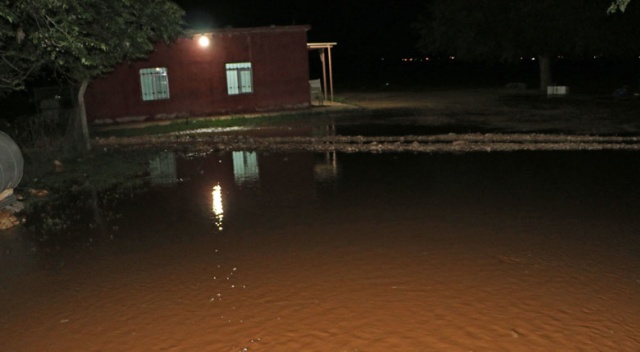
top-left (2, 151), bottom-right (639, 351)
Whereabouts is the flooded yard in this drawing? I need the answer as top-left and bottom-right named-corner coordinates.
top-left (2, 150), bottom-right (640, 351)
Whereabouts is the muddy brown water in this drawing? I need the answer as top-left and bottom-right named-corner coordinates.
top-left (2, 151), bottom-right (640, 351)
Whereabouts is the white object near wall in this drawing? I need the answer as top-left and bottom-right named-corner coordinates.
top-left (547, 86), bottom-right (569, 96)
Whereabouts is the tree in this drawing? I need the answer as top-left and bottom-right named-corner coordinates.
top-left (0, 0), bottom-right (185, 150)
top-left (415, 0), bottom-right (638, 91)
top-left (609, 0), bottom-right (631, 12)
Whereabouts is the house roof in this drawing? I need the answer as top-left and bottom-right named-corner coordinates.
top-left (307, 42), bottom-right (337, 50)
top-left (184, 25), bottom-right (311, 38)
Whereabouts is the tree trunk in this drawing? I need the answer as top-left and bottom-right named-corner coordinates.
top-left (538, 54), bottom-right (552, 92)
top-left (77, 79), bottom-right (91, 151)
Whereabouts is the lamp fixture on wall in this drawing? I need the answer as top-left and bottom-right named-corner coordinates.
top-left (197, 35), bottom-right (211, 48)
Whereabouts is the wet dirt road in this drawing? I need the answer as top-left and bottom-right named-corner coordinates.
top-left (2, 151), bottom-right (640, 351)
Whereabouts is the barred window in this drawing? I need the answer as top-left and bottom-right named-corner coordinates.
top-left (225, 62), bottom-right (253, 95)
top-left (140, 67), bottom-right (170, 101)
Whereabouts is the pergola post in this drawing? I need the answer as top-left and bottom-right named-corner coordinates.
top-left (307, 42), bottom-right (337, 102)
top-left (327, 46), bottom-right (334, 102)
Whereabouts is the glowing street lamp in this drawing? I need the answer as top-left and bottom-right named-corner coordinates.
top-left (198, 35), bottom-right (210, 48)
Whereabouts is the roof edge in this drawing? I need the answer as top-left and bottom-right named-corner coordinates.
top-left (184, 25), bottom-right (311, 37)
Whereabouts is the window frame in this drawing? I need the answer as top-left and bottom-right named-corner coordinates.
top-left (139, 67), bottom-right (170, 101)
top-left (225, 62), bottom-right (253, 95)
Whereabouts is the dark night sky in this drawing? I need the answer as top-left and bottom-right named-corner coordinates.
top-left (174, 0), bottom-right (427, 61)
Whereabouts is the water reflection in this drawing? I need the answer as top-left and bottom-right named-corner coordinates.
top-left (211, 184), bottom-right (224, 231)
top-left (312, 123), bottom-right (341, 182)
top-left (312, 122), bottom-right (336, 137)
top-left (232, 151), bottom-right (259, 185)
top-left (149, 151), bottom-right (177, 185)
top-left (314, 151), bottom-right (340, 182)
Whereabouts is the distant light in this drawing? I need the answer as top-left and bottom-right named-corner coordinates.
top-left (531, 57), bottom-right (536, 61)
top-left (449, 56), bottom-right (455, 60)
top-left (425, 57), bottom-right (430, 61)
top-left (198, 35), bottom-right (210, 47)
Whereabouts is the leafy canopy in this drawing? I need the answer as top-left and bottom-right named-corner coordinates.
top-left (0, 0), bottom-right (185, 92)
top-left (609, 0), bottom-right (632, 12)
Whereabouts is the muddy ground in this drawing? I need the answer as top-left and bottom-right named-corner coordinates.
top-left (94, 89), bottom-right (640, 153)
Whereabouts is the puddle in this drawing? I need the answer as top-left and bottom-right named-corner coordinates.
top-left (2, 151), bottom-right (640, 351)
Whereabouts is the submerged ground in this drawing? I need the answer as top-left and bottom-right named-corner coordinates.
top-left (3, 150), bottom-right (640, 351)
top-left (2, 89), bottom-right (640, 351)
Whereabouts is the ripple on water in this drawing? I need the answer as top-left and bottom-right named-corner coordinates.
top-left (2, 151), bottom-right (640, 351)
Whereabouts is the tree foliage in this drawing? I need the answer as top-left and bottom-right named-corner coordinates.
top-left (0, 0), bottom-right (185, 92)
top-left (609, 0), bottom-right (632, 13)
top-left (0, 0), bottom-right (184, 151)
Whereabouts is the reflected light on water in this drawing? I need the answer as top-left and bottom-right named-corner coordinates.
top-left (211, 184), bottom-right (224, 231)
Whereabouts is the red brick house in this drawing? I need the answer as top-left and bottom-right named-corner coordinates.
top-left (85, 25), bottom-right (312, 124)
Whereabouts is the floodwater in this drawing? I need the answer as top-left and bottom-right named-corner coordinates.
top-left (2, 150), bottom-right (640, 351)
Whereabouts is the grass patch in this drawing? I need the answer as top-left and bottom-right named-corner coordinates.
top-left (92, 109), bottom-right (355, 138)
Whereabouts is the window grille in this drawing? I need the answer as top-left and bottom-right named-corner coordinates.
top-left (225, 62), bottom-right (253, 95)
top-left (140, 67), bottom-right (170, 101)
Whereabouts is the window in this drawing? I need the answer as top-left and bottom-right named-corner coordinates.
top-left (225, 62), bottom-right (253, 95)
top-left (140, 67), bottom-right (170, 101)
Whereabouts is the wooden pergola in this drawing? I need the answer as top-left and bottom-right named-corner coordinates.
top-left (307, 42), bottom-right (337, 102)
